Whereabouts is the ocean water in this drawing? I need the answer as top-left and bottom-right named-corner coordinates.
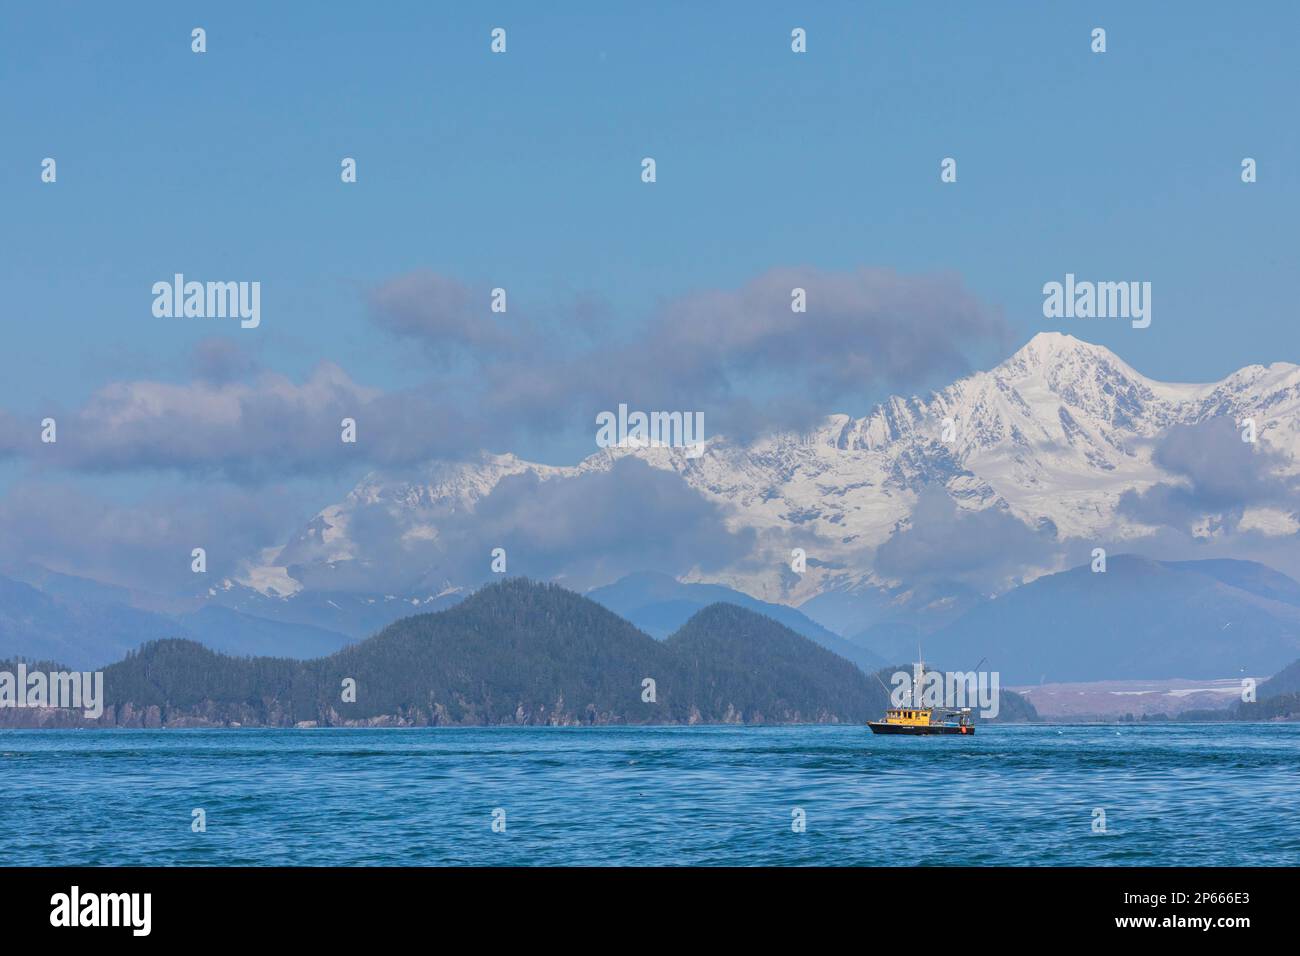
top-left (1, 723), bottom-right (1296, 866)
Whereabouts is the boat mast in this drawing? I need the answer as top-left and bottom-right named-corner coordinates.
top-left (913, 646), bottom-right (925, 709)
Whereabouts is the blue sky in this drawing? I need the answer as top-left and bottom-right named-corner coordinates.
top-left (0, 1), bottom-right (1296, 590)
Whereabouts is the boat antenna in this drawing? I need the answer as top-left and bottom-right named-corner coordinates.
top-left (914, 645), bottom-right (924, 708)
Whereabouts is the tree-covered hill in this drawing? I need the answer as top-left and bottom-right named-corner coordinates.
top-left (2, 579), bottom-right (920, 727)
top-left (320, 578), bottom-right (687, 725)
top-left (667, 603), bottom-right (887, 723)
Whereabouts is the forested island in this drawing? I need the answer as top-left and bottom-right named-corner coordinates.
top-left (0, 579), bottom-right (1037, 728)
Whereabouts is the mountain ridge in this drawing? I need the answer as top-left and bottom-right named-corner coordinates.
top-left (587, 571), bottom-right (885, 672)
top-left (0, 580), bottom-right (907, 728)
top-left (909, 555), bottom-right (1300, 683)
top-left (233, 332), bottom-right (1300, 615)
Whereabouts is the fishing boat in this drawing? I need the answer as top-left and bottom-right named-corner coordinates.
top-left (867, 657), bottom-right (975, 736)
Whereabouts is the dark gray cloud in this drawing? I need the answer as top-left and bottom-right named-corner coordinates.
top-left (6, 361), bottom-right (484, 481)
top-left (1, 266), bottom-right (1007, 481)
top-left (0, 480), bottom-right (301, 594)
top-left (374, 265), bottom-right (1010, 444)
top-left (1119, 418), bottom-right (1299, 533)
top-left (874, 485), bottom-right (1061, 591)
top-left (368, 270), bottom-right (533, 365)
top-left (287, 457), bottom-right (757, 595)
top-left (190, 336), bottom-right (260, 385)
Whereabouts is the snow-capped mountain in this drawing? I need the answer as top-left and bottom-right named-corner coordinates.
top-left (233, 333), bottom-right (1300, 616)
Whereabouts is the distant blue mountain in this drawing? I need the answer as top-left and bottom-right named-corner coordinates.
top-left (1164, 559), bottom-right (1300, 608)
top-left (4, 563), bottom-right (140, 607)
top-left (587, 571), bottom-right (885, 672)
top-left (905, 556), bottom-right (1300, 683)
top-left (0, 574), bottom-right (182, 668)
top-left (0, 570), bottom-right (360, 667)
top-left (11, 557), bottom-right (1296, 684)
top-left (176, 606), bottom-right (353, 659)
top-left (205, 583), bottom-right (466, 642)
top-left (801, 579), bottom-right (986, 647)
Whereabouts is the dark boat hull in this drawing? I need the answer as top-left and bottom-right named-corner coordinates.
top-left (867, 721), bottom-right (973, 736)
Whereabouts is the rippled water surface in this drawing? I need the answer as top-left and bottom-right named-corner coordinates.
top-left (2, 724), bottom-right (1296, 865)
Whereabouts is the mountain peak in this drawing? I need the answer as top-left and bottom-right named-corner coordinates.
top-left (235, 333), bottom-right (1300, 612)
top-left (1003, 331), bottom-right (1115, 371)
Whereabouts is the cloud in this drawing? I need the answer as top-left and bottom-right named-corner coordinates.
top-left (372, 265), bottom-right (1010, 443)
top-left (643, 266), bottom-right (1004, 398)
top-left (2, 265), bottom-right (1007, 482)
top-left (284, 457), bottom-right (757, 594)
top-left (0, 409), bottom-right (22, 462)
top-left (190, 336), bottom-right (260, 385)
top-left (367, 271), bottom-right (533, 365)
top-left (874, 486), bottom-right (1061, 591)
top-left (1119, 418), bottom-right (1299, 533)
top-left (866, 420), bottom-right (1300, 597)
top-left (5, 360), bottom-right (492, 481)
top-left (0, 480), bottom-right (300, 594)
